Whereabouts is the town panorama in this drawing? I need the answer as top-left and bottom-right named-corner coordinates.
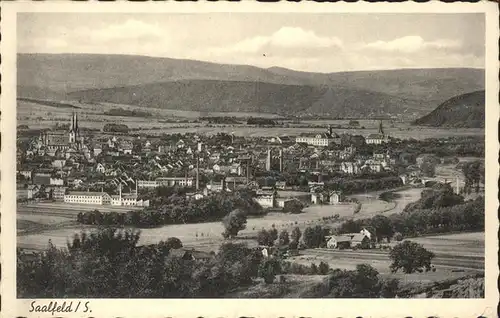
top-left (15, 12), bottom-right (486, 299)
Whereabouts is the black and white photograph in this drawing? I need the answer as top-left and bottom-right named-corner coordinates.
top-left (1, 3), bottom-right (498, 316)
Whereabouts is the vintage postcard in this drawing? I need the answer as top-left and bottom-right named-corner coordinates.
top-left (1, 1), bottom-right (498, 317)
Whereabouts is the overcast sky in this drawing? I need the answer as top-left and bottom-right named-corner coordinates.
top-left (18, 13), bottom-right (485, 72)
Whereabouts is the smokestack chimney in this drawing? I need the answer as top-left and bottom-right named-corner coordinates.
top-left (279, 149), bottom-right (283, 172)
top-left (246, 159), bottom-right (250, 184)
top-left (266, 148), bottom-right (272, 171)
top-left (196, 155), bottom-right (200, 191)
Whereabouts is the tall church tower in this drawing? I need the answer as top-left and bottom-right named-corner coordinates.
top-left (69, 112), bottom-right (79, 144)
top-left (378, 120), bottom-right (385, 136)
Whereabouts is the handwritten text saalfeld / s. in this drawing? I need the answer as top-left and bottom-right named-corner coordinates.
top-left (29, 301), bottom-right (92, 315)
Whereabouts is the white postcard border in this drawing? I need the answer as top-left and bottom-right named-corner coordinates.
top-left (1, 1), bottom-right (498, 317)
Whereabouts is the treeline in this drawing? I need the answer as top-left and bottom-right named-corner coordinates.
top-left (397, 136), bottom-right (484, 158)
top-left (258, 171), bottom-right (398, 190)
top-left (103, 123), bottom-right (129, 133)
top-left (17, 228), bottom-right (263, 298)
top-left (18, 98), bottom-right (80, 109)
top-left (326, 176), bottom-right (403, 195)
top-left (201, 116), bottom-right (241, 124)
top-left (281, 261), bottom-right (330, 275)
top-left (247, 118), bottom-right (277, 126)
top-left (77, 190), bottom-right (263, 228)
top-left (339, 185), bottom-right (484, 239)
top-left (103, 108), bottom-right (152, 117)
top-left (17, 228), bottom-right (399, 298)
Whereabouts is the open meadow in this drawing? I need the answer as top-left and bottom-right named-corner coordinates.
top-left (16, 187), bottom-right (425, 251)
top-left (17, 202), bottom-right (356, 251)
top-left (17, 99), bottom-right (484, 139)
top-left (287, 231), bottom-right (484, 284)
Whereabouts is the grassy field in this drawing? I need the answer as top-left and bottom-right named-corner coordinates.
top-left (16, 187), bottom-right (424, 252)
top-left (18, 202), bottom-right (142, 216)
top-left (17, 213), bottom-right (72, 225)
top-left (287, 231), bottom-right (484, 284)
top-left (403, 233), bottom-right (484, 257)
top-left (17, 203), bottom-right (356, 251)
top-left (18, 100), bottom-right (484, 139)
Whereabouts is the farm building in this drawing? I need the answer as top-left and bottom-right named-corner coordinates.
top-left (326, 229), bottom-right (372, 250)
top-left (276, 197), bottom-right (295, 208)
top-left (326, 235), bottom-right (352, 249)
top-left (311, 190), bottom-right (344, 205)
top-left (255, 194), bottom-right (275, 208)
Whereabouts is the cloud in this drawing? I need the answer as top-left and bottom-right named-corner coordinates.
top-left (269, 27), bottom-right (343, 49)
top-left (213, 27), bottom-right (343, 55)
top-left (75, 19), bottom-right (165, 43)
top-left (362, 35), bottom-right (462, 53)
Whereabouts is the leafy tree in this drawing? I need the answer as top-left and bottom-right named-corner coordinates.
top-left (310, 263), bottom-right (318, 274)
top-left (393, 232), bottom-right (403, 241)
top-left (339, 219), bottom-right (363, 234)
top-left (420, 161), bottom-right (436, 177)
top-left (165, 237), bottom-right (183, 249)
top-left (278, 230), bottom-right (290, 246)
top-left (303, 225), bottom-right (329, 248)
top-left (380, 278), bottom-right (399, 298)
top-left (370, 215), bottom-right (395, 243)
top-left (257, 229), bottom-right (273, 246)
top-left (462, 160), bottom-right (484, 193)
top-left (36, 184), bottom-right (47, 199)
top-left (290, 227), bottom-right (302, 244)
top-left (389, 241), bottom-right (435, 274)
top-left (258, 258), bottom-right (281, 284)
top-left (283, 200), bottom-right (304, 214)
top-left (221, 209), bottom-right (247, 239)
top-left (318, 261), bottom-right (330, 275)
top-left (269, 226), bottom-right (278, 242)
top-left (328, 264), bottom-right (382, 298)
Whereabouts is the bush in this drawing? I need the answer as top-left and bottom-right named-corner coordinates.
top-left (303, 225), bottom-right (330, 248)
top-left (318, 261), bottom-right (330, 275)
top-left (393, 232), bottom-right (404, 241)
top-left (222, 209), bottom-right (247, 239)
top-left (165, 237), bottom-right (183, 249)
top-left (278, 230), bottom-right (290, 246)
top-left (257, 229), bottom-right (273, 246)
top-left (389, 241), bottom-right (435, 274)
top-left (258, 258), bottom-right (281, 284)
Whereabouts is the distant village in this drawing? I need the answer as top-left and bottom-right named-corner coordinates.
top-left (17, 112), bottom-right (460, 214)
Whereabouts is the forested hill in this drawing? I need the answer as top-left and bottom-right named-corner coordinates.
top-left (66, 80), bottom-right (427, 118)
top-left (413, 90), bottom-right (485, 128)
top-left (17, 53), bottom-right (485, 119)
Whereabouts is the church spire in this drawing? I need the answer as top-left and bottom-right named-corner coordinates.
top-left (74, 112), bottom-right (78, 131)
top-left (70, 112), bottom-right (75, 131)
top-left (378, 120), bottom-right (384, 135)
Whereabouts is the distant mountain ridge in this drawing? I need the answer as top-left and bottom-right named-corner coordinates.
top-left (66, 80), bottom-right (428, 118)
top-left (413, 90), bottom-right (485, 128)
top-left (17, 53), bottom-right (485, 119)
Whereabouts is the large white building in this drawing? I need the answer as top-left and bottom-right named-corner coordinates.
top-left (64, 191), bottom-right (112, 205)
top-left (295, 126), bottom-right (341, 147)
top-left (137, 177), bottom-right (194, 188)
